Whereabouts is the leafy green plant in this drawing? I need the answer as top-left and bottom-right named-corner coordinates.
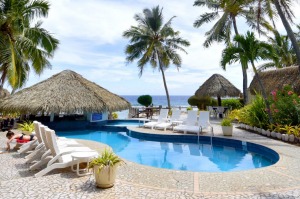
top-left (221, 118), bottom-right (232, 126)
top-left (111, 112), bottom-right (118, 119)
top-left (89, 149), bottom-right (124, 173)
top-left (227, 109), bottom-right (241, 121)
top-left (186, 106), bottom-right (193, 111)
top-left (221, 98), bottom-right (243, 110)
top-left (188, 95), bottom-right (217, 110)
top-left (269, 85), bottom-right (300, 126)
top-left (18, 121), bottom-right (34, 133)
top-left (137, 95), bottom-right (152, 107)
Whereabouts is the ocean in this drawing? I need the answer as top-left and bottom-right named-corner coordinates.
top-left (117, 95), bottom-right (190, 119)
top-left (121, 95), bottom-right (190, 107)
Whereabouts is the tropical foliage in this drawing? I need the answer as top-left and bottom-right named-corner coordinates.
top-left (235, 86), bottom-right (300, 135)
top-left (89, 149), bottom-right (124, 173)
top-left (221, 98), bottom-right (243, 110)
top-left (137, 95), bottom-right (152, 107)
top-left (0, 0), bottom-right (59, 91)
top-left (187, 95), bottom-right (217, 110)
top-left (18, 120), bottom-right (34, 133)
top-left (123, 5), bottom-right (190, 109)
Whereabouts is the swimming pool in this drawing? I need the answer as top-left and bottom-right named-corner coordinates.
top-left (57, 126), bottom-right (279, 172)
top-left (105, 119), bottom-right (146, 127)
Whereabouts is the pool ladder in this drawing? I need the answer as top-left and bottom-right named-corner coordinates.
top-left (197, 126), bottom-right (214, 145)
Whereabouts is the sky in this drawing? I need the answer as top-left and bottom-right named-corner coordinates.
top-left (11, 0), bottom-right (300, 96)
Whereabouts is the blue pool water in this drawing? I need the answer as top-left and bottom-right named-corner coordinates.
top-left (105, 120), bottom-right (143, 127)
top-left (57, 127), bottom-right (279, 172)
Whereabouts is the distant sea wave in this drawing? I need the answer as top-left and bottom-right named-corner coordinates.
top-left (121, 95), bottom-right (190, 107)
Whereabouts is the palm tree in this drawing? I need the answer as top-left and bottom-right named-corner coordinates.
top-left (221, 31), bottom-right (277, 122)
top-left (0, 0), bottom-right (59, 92)
top-left (193, 0), bottom-right (267, 104)
top-left (258, 30), bottom-right (296, 71)
top-left (123, 6), bottom-right (190, 109)
top-left (256, 0), bottom-right (300, 72)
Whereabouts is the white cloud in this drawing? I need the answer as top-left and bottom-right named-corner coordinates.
top-left (11, 0), bottom-right (300, 96)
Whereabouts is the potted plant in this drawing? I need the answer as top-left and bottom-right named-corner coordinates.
top-left (18, 121), bottom-right (34, 135)
top-left (221, 118), bottom-right (233, 136)
top-left (89, 149), bottom-right (124, 188)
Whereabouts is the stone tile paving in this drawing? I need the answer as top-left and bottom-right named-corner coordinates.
top-left (1, 122), bottom-right (300, 198)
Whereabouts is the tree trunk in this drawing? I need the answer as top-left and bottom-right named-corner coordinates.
top-left (158, 62), bottom-right (171, 110)
top-left (233, 16), bottom-right (248, 104)
top-left (250, 61), bottom-right (273, 123)
top-left (274, 0), bottom-right (300, 72)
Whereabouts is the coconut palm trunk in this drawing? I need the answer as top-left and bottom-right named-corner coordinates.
top-left (159, 64), bottom-right (171, 109)
top-left (273, 0), bottom-right (300, 72)
top-left (233, 16), bottom-right (248, 104)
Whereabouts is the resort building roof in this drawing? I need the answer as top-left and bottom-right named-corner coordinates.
top-left (195, 74), bottom-right (241, 98)
top-left (0, 70), bottom-right (131, 114)
top-left (249, 66), bottom-right (300, 95)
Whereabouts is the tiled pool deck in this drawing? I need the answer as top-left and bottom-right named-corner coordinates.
top-left (1, 122), bottom-right (300, 198)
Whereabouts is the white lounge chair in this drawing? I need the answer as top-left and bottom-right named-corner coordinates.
top-left (155, 109), bottom-right (182, 131)
top-left (34, 129), bottom-right (97, 177)
top-left (174, 111), bottom-right (212, 134)
top-left (18, 121), bottom-right (41, 154)
top-left (144, 109), bottom-right (169, 129)
top-left (30, 126), bottom-right (92, 170)
top-left (173, 110), bottom-right (198, 134)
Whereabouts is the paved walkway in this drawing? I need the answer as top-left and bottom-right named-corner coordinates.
top-left (1, 122), bottom-right (300, 198)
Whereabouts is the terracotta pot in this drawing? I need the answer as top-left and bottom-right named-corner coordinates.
top-left (222, 126), bottom-right (233, 136)
top-left (94, 165), bottom-right (118, 188)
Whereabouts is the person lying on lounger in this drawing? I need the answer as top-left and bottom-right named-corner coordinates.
top-left (6, 131), bottom-right (37, 151)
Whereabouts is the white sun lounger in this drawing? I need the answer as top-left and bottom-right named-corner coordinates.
top-left (18, 121), bottom-right (41, 154)
top-left (155, 109), bottom-right (182, 131)
top-left (174, 111), bottom-right (212, 134)
top-left (30, 125), bottom-right (92, 170)
top-left (173, 110), bottom-right (198, 134)
top-left (34, 129), bottom-right (97, 177)
top-left (144, 109), bottom-right (169, 129)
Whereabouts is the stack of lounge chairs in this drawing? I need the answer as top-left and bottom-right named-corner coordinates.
top-left (143, 109), bottom-right (213, 134)
top-left (17, 121), bottom-right (98, 177)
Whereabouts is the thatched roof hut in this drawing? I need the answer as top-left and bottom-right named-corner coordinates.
top-left (195, 74), bottom-right (241, 105)
top-left (0, 70), bottom-right (131, 114)
top-left (249, 66), bottom-right (300, 95)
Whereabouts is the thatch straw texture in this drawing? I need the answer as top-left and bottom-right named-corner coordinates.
top-left (0, 70), bottom-right (131, 113)
top-left (0, 88), bottom-right (10, 99)
top-left (249, 66), bottom-right (300, 95)
top-left (195, 74), bottom-right (241, 97)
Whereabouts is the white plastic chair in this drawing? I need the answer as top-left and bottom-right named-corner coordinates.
top-left (34, 129), bottom-right (97, 177)
top-left (144, 109), bottom-right (169, 129)
top-left (173, 110), bottom-right (198, 133)
top-left (155, 109), bottom-right (182, 131)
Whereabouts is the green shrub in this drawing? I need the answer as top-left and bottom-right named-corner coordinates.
top-left (269, 85), bottom-right (300, 126)
top-left (221, 98), bottom-right (243, 110)
top-left (186, 106), bottom-right (193, 111)
top-left (221, 118), bottom-right (232, 126)
top-left (236, 94), bottom-right (269, 128)
top-left (18, 121), bottom-right (34, 134)
top-left (188, 95), bottom-right (217, 110)
top-left (112, 112), bottom-right (118, 119)
top-left (137, 95), bottom-right (152, 107)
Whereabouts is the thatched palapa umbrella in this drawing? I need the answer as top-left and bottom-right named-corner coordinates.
top-left (0, 70), bottom-right (131, 114)
top-left (249, 66), bottom-right (300, 95)
top-left (195, 74), bottom-right (241, 106)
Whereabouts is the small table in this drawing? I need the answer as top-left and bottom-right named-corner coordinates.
top-left (71, 151), bottom-right (98, 176)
